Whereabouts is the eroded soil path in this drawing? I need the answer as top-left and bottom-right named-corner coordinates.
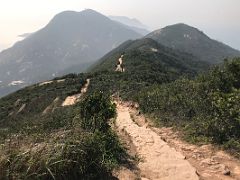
top-left (114, 101), bottom-right (199, 180)
top-left (116, 102), bottom-right (240, 180)
top-left (62, 79), bottom-right (90, 106)
top-left (150, 127), bottom-right (240, 180)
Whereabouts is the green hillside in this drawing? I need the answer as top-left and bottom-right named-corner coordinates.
top-left (92, 38), bottom-right (208, 74)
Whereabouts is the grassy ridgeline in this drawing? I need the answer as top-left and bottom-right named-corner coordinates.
top-left (137, 58), bottom-right (240, 155)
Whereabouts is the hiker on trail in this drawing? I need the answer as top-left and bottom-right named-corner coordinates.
top-left (115, 54), bottom-right (124, 72)
top-left (118, 55), bottom-right (123, 65)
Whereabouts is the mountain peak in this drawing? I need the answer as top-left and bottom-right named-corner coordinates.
top-left (146, 23), bottom-right (240, 64)
top-left (50, 9), bottom-right (107, 24)
top-left (162, 23), bottom-right (203, 34)
top-left (80, 9), bottom-right (109, 20)
top-left (81, 9), bottom-right (100, 14)
top-left (167, 23), bottom-right (192, 28)
top-left (54, 9), bottom-right (101, 16)
top-left (53, 10), bottom-right (78, 18)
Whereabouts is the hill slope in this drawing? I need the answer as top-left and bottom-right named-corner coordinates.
top-left (92, 38), bottom-right (208, 75)
top-left (0, 9), bottom-right (141, 97)
top-left (146, 23), bottom-right (240, 64)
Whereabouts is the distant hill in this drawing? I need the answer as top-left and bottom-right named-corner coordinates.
top-left (109, 16), bottom-right (148, 29)
top-left (109, 15), bottom-right (150, 35)
top-left (0, 9), bottom-right (141, 97)
top-left (146, 23), bottom-right (240, 64)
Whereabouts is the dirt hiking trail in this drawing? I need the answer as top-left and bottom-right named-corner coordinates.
top-left (129, 105), bottom-right (240, 180)
top-left (62, 79), bottom-right (90, 106)
top-left (114, 101), bottom-right (240, 180)
top-left (115, 54), bottom-right (125, 72)
top-left (114, 101), bottom-right (199, 180)
top-left (151, 127), bottom-right (240, 180)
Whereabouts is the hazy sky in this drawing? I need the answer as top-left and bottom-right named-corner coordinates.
top-left (0, 0), bottom-right (240, 51)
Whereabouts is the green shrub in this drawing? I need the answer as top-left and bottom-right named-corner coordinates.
top-left (79, 92), bottom-right (116, 132)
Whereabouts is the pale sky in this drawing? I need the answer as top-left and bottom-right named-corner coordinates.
top-left (0, 0), bottom-right (240, 51)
